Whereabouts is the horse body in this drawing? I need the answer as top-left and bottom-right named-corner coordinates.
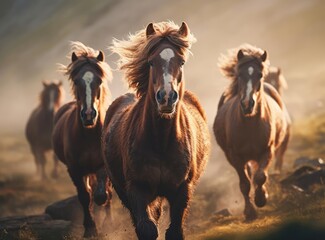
top-left (26, 81), bottom-right (64, 179)
top-left (52, 42), bottom-right (112, 238)
top-left (103, 22), bottom-right (210, 240)
top-left (53, 103), bottom-right (104, 171)
top-left (214, 44), bottom-right (289, 221)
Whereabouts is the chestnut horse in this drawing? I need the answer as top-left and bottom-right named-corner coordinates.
top-left (265, 66), bottom-right (291, 171)
top-left (102, 22), bottom-right (210, 240)
top-left (264, 66), bottom-right (288, 96)
top-left (213, 44), bottom-right (289, 221)
top-left (26, 81), bottom-right (64, 179)
top-left (52, 42), bottom-right (112, 237)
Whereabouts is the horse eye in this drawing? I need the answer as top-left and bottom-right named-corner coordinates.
top-left (180, 60), bottom-right (185, 66)
top-left (258, 72), bottom-right (263, 79)
top-left (74, 79), bottom-right (80, 85)
top-left (148, 60), bottom-right (153, 67)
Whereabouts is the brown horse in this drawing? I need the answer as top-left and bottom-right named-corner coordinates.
top-left (264, 66), bottom-right (291, 172)
top-left (26, 81), bottom-right (64, 179)
top-left (213, 44), bottom-right (290, 221)
top-left (102, 21), bottom-right (210, 240)
top-left (52, 42), bottom-right (112, 237)
top-left (264, 66), bottom-right (288, 96)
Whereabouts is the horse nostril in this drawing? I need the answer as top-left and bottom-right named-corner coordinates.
top-left (249, 99), bottom-right (255, 108)
top-left (156, 90), bottom-right (166, 104)
top-left (91, 108), bottom-right (97, 119)
top-left (80, 109), bottom-right (86, 119)
top-left (170, 90), bottom-right (178, 103)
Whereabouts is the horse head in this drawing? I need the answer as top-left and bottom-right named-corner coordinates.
top-left (237, 49), bottom-right (267, 116)
top-left (146, 22), bottom-right (189, 118)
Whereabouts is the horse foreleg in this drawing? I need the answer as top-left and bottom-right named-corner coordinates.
top-left (36, 150), bottom-right (47, 180)
top-left (235, 166), bottom-right (257, 221)
top-left (68, 168), bottom-right (98, 238)
top-left (93, 168), bottom-right (109, 206)
top-left (254, 150), bottom-right (272, 208)
top-left (274, 132), bottom-right (290, 173)
top-left (165, 182), bottom-right (190, 240)
top-left (51, 153), bottom-right (59, 179)
top-left (127, 184), bottom-right (157, 240)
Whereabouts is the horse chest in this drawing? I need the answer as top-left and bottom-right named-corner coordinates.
top-left (67, 135), bottom-right (103, 171)
top-left (229, 121), bottom-right (271, 156)
top-left (130, 144), bottom-right (190, 189)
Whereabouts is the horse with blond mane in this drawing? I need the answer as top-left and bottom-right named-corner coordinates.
top-left (264, 66), bottom-right (288, 96)
top-left (213, 44), bottom-right (289, 221)
top-left (102, 22), bottom-right (210, 240)
top-left (26, 81), bottom-right (64, 179)
top-left (52, 42), bottom-right (112, 237)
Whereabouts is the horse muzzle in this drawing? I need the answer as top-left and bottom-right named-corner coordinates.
top-left (80, 108), bottom-right (98, 127)
top-left (240, 98), bottom-right (255, 115)
top-left (156, 89), bottom-right (178, 116)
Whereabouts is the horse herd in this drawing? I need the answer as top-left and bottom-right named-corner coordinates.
top-left (25, 21), bottom-right (290, 240)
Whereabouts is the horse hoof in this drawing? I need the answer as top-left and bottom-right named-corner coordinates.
top-left (166, 227), bottom-right (184, 240)
top-left (255, 187), bottom-right (268, 207)
top-left (244, 211), bottom-right (257, 222)
top-left (84, 226), bottom-right (98, 238)
top-left (135, 219), bottom-right (158, 240)
top-left (94, 192), bottom-right (108, 206)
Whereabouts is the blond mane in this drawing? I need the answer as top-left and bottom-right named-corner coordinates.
top-left (218, 43), bottom-right (270, 98)
top-left (110, 21), bottom-right (196, 97)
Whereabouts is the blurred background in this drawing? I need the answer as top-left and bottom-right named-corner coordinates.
top-left (0, 0), bottom-right (324, 239)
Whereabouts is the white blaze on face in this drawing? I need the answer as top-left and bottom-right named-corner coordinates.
top-left (48, 90), bottom-right (54, 110)
top-left (244, 66), bottom-right (254, 102)
top-left (82, 71), bottom-right (94, 110)
top-left (245, 80), bottom-right (253, 102)
top-left (159, 48), bottom-right (175, 103)
top-left (248, 66), bottom-right (254, 76)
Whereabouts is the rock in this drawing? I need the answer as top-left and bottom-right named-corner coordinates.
top-left (45, 196), bottom-right (83, 224)
top-left (281, 166), bottom-right (325, 192)
top-left (294, 157), bottom-right (324, 169)
top-left (0, 214), bottom-right (71, 240)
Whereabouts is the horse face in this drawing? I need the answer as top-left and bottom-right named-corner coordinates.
top-left (148, 45), bottom-right (184, 117)
top-left (42, 81), bottom-right (62, 111)
top-left (74, 69), bottom-right (102, 128)
top-left (237, 51), bottom-right (266, 116)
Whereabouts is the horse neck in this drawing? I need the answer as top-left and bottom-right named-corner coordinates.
top-left (139, 93), bottom-right (182, 150)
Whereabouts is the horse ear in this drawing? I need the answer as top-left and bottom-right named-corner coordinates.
top-left (237, 49), bottom-right (245, 60)
top-left (146, 23), bottom-right (156, 38)
top-left (58, 80), bottom-right (63, 86)
top-left (97, 50), bottom-right (105, 62)
top-left (261, 50), bottom-right (267, 62)
top-left (42, 81), bottom-right (48, 87)
top-left (71, 52), bottom-right (78, 62)
top-left (277, 67), bottom-right (281, 75)
top-left (178, 22), bottom-right (189, 37)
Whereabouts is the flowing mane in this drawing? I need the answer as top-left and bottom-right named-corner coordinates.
top-left (218, 43), bottom-right (270, 98)
top-left (110, 21), bottom-right (196, 97)
top-left (59, 41), bottom-right (112, 110)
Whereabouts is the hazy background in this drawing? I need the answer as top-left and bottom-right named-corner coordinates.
top-left (0, 0), bottom-right (325, 236)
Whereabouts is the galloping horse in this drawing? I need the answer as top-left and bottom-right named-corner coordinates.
top-left (52, 42), bottom-right (112, 237)
top-left (264, 66), bottom-right (291, 172)
top-left (102, 21), bottom-right (210, 240)
top-left (26, 81), bottom-right (64, 179)
top-left (213, 44), bottom-right (289, 221)
top-left (264, 66), bottom-right (288, 96)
